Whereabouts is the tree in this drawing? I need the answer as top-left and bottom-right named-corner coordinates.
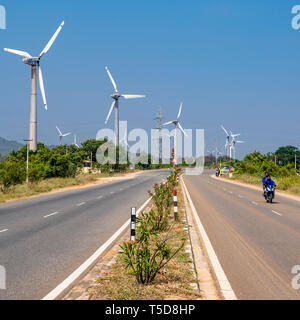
top-left (275, 146), bottom-right (300, 168)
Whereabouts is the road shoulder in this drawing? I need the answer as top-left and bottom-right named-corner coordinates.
top-left (211, 175), bottom-right (300, 202)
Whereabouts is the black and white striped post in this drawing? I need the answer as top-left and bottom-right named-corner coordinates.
top-left (130, 207), bottom-right (137, 241)
top-left (174, 190), bottom-right (178, 221)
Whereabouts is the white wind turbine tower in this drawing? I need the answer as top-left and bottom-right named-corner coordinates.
top-left (56, 126), bottom-right (71, 146)
top-left (4, 21), bottom-right (65, 152)
top-left (221, 125), bottom-right (231, 157)
top-left (73, 135), bottom-right (80, 148)
top-left (120, 130), bottom-right (129, 149)
top-left (163, 103), bottom-right (187, 164)
top-left (230, 132), bottom-right (244, 160)
top-left (104, 67), bottom-right (146, 147)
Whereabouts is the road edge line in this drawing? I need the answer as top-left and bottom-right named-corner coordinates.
top-left (42, 197), bottom-right (152, 300)
top-left (181, 176), bottom-right (237, 300)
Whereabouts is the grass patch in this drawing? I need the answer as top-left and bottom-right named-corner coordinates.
top-left (88, 183), bottom-right (201, 301)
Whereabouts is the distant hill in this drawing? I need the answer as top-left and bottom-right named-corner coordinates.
top-left (0, 137), bottom-right (23, 157)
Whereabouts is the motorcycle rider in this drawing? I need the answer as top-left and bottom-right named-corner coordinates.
top-left (263, 175), bottom-right (276, 199)
top-left (262, 172), bottom-right (269, 197)
top-left (262, 172), bottom-right (269, 185)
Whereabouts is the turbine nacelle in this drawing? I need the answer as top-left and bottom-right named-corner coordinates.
top-left (23, 57), bottom-right (39, 66)
top-left (111, 93), bottom-right (122, 100)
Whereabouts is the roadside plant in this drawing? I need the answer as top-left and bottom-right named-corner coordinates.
top-left (120, 221), bottom-right (185, 284)
top-left (119, 173), bottom-right (184, 284)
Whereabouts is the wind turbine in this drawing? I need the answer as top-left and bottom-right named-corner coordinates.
top-left (163, 103), bottom-right (187, 164)
top-left (230, 139), bottom-right (245, 160)
top-left (215, 146), bottom-right (223, 164)
top-left (56, 126), bottom-right (71, 146)
top-left (104, 66), bottom-right (146, 147)
top-left (4, 21), bottom-right (65, 152)
top-left (221, 125), bottom-right (231, 157)
top-left (230, 132), bottom-right (244, 160)
top-left (73, 135), bottom-right (80, 148)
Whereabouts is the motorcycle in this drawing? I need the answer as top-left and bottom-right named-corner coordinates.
top-left (264, 185), bottom-right (275, 203)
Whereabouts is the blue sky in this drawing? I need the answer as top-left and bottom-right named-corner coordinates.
top-left (0, 0), bottom-right (299, 159)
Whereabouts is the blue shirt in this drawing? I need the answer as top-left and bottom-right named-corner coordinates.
top-left (264, 179), bottom-right (276, 187)
top-left (262, 176), bottom-right (268, 185)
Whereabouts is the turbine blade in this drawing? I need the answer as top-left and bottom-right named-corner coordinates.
top-left (177, 102), bottom-right (183, 120)
top-left (221, 125), bottom-right (229, 137)
top-left (122, 95), bottom-right (146, 99)
top-left (63, 133), bottom-right (71, 137)
top-left (56, 126), bottom-right (62, 136)
top-left (105, 67), bottom-right (118, 93)
top-left (163, 121), bottom-right (174, 126)
top-left (38, 66), bottom-right (48, 110)
top-left (39, 21), bottom-right (65, 59)
top-left (105, 100), bottom-right (116, 124)
top-left (178, 123), bottom-right (188, 137)
top-left (4, 48), bottom-right (32, 58)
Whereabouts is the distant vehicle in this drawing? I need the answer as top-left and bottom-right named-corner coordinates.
top-left (220, 166), bottom-right (230, 175)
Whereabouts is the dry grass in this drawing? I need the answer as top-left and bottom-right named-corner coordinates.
top-left (89, 183), bottom-right (201, 301)
top-left (0, 172), bottom-right (127, 203)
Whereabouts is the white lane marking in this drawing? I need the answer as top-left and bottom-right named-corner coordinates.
top-left (229, 191), bottom-right (233, 194)
top-left (0, 229), bottom-right (8, 233)
top-left (120, 188), bottom-right (124, 191)
top-left (238, 195), bottom-right (244, 199)
top-left (97, 195), bottom-right (103, 199)
top-left (272, 210), bottom-right (283, 216)
top-left (181, 176), bottom-right (237, 300)
top-left (76, 202), bottom-right (86, 207)
top-left (42, 196), bottom-right (153, 300)
top-left (251, 201), bottom-right (258, 206)
top-left (110, 192), bottom-right (115, 195)
top-left (44, 212), bottom-right (59, 219)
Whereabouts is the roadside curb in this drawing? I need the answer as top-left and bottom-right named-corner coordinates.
top-left (211, 175), bottom-right (300, 202)
top-left (181, 176), bottom-right (237, 300)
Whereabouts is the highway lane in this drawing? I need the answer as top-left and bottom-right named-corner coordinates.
top-left (0, 170), bottom-right (170, 300)
top-left (183, 171), bottom-right (300, 300)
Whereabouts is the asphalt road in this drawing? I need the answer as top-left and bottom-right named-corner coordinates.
top-left (183, 171), bottom-right (300, 300)
top-left (0, 170), bottom-right (170, 300)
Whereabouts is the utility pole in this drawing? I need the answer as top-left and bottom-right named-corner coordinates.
top-left (154, 106), bottom-right (163, 163)
top-left (295, 154), bottom-right (297, 170)
top-left (24, 139), bottom-right (33, 184)
top-left (172, 148), bottom-right (175, 179)
top-left (91, 151), bottom-right (93, 172)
